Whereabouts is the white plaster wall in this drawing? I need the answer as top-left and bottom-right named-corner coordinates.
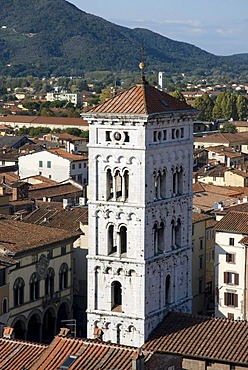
top-left (215, 231), bottom-right (245, 319)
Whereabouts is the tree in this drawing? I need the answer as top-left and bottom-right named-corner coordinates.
top-left (236, 95), bottom-right (247, 121)
top-left (99, 88), bottom-right (112, 104)
top-left (64, 128), bottom-right (82, 137)
top-left (220, 122), bottom-right (237, 133)
top-left (170, 91), bottom-right (186, 103)
top-left (192, 94), bottom-right (214, 121)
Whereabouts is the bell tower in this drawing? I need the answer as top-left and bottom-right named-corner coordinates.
top-left (83, 78), bottom-right (197, 347)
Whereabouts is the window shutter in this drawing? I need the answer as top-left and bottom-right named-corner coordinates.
top-left (235, 273), bottom-right (239, 285)
top-left (224, 292), bottom-right (227, 305)
top-left (234, 294), bottom-right (238, 307)
top-left (224, 272), bottom-right (228, 283)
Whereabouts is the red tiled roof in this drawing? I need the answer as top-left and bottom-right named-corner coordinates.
top-left (0, 338), bottom-right (47, 370)
top-left (28, 183), bottom-right (82, 200)
top-left (48, 148), bottom-right (88, 161)
top-left (31, 335), bottom-right (153, 370)
top-left (0, 115), bottom-right (88, 127)
top-left (23, 202), bottom-right (88, 231)
top-left (87, 80), bottom-right (194, 115)
top-left (195, 132), bottom-right (248, 144)
top-left (192, 212), bottom-right (212, 223)
top-left (144, 312), bottom-right (248, 364)
top-left (215, 210), bottom-right (248, 233)
top-left (0, 218), bottom-right (80, 254)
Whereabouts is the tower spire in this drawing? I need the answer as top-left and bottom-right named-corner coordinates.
top-left (139, 44), bottom-right (146, 83)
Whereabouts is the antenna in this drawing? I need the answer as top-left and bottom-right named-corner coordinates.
top-left (139, 44), bottom-right (146, 82)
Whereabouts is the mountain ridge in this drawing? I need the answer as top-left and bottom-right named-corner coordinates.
top-left (0, 0), bottom-right (247, 77)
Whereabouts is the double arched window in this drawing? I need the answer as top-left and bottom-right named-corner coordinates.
top-left (154, 170), bottom-right (167, 200)
top-left (106, 168), bottom-right (129, 201)
top-left (30, 273), bottom-right (40, 301)
top-left (171, 218), bottom-right (182, 248)
top-left (107, 224), bottom-right (127, 256)
top-left (153, 222), bottom-right (165, 255)
top-left (13, 277), bottom-right (25, 307)
top-left (59, 263), bottom-right (68, 290)
top-left (172, 166), bottom-right (183, 196)
top-left (45, 268), bottom-right (55, 296)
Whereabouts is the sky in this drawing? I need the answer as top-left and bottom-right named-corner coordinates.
top-left (69, 0), bottom-right (247, 56)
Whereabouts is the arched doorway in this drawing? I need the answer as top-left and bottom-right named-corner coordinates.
top-left (13, 319), bottom-right (26, 340)
top-left (57, 302), bottom-right (70, 335)
top-left (27, 313), bottom-right (41, 342)
top-left (42, 307), bottom-right (55, 343)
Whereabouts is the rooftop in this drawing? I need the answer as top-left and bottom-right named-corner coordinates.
top-left (0, 217), bottom-right (80, 255)
top-left (215, 210), bottom-right (248, 233)
top-left (86, 79), bottom-right (195, 115)
top-left (144, 312), bottom-right (248, 365)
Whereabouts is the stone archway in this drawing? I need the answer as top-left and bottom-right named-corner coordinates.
top-left (56, 301), bottom-right (71, 335)
top-left (42, 307), bottom-right (56, 343)
top-left (13, 318), bottom-right (26, 340)
top-left (27, 312), bottom-right (41, 342)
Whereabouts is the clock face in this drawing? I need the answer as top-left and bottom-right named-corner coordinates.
top-left (114, 132), bottom-right (122, 141)
top-left (36, 254), bottom-right (49, 279)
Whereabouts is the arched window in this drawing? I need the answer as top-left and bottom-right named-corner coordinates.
top-left (175, 218), bottom-right (182, 247)
top-left (106, 169), bottom-right (113, 200)
top-left (178, 166), bottom-right (183, 194)
top-left (94, 267), bottom-right (100, 310)
top-left (160, 170), bottom-right (167, 199)
top-left (111, 281), bottom-right (122, 311)
top-left (116, 323), bottom-right (122, 344)
top-left (120, 226), bottom-right (127, 255)
top-left (13, 277), bottom-right (25, 307)
top-left (30, 273), bottom-right (40, 301)
top-left (59, 263), bottom-right (69, 290)
top-left (165, 275), bottom-right (171, 305)
top-left (115, 170), bottom-right (122, 199)
top-left (153, 223), bottom-right (158, 255)
top-left (154, 222), bottom-right (164, 255)
top-left (123, 170), bottom-right (129, 200)
top-left (45, 268), bottom-right (55, 296)
top-left (108, 224), bottom-right (116, 255)
top-left (106, 168), bottom-right (129, 202)
top-left (2, 297), bottom-right (8, 314)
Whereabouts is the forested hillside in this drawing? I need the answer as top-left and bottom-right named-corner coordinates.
top-left (0, 0), bottom-right (247, 77)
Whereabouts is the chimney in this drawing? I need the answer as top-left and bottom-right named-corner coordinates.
top-left (58, 328), bottom-right (70, 337)
top-left (132, 350), bottom-right (145, 370)
top-left (0, 185), bottom-right (5, 196)
top-left (3, 327), bottom-right (14, 339)
top-left (93, 327), bottom-right (103, 340)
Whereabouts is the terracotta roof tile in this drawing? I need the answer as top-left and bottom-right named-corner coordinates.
top-left (28, 183), bottom-right (82, 200)
top-left (143, 312), bottom-right (248, 364)
top-left (87, 80), bottom-right (194, 115)
top-left (23, 202), bottom-right (88, 231)
top-left (31, 336), bottom-right (153, 370)
top-left (195, 132), bottom-right (248, 144)
top-left (48, 148), bottom-right (88, 161)
top-left (215, 210), bottom-right (248, 233)
top-left (192, 212), bottom-right (212, 223)
top-left (0, 115), bottom-right (88, 127)
top-left (0, 218), bottom-right (80, 255)
top-left (0, 338), bottom-right (47, 370)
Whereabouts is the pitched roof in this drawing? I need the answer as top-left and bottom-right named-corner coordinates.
top-left (195, 132), bottom-right (248, 144)
top-left (0, 115), bottom-right (88, 127)
top-left (31, 335), bottom-right (153, 370)
top-left (0, 217), bottom-right (80, 255)
top-left (87, 80), bottom-right (194, 115)
top-left (47, 148), bottom-right (88, 161)
top-left (192, 212), bottom-right (212, 223)
top-left (23, 202), bottom-right (88, 231)
top-left (0, 337), bottom-right (47, 370)
top-left (28, 183), bottom-right (82, 200)
top-left (215, 210), bottom-right (248, 233)
top-left (144, 312), bottom-right (248, 365)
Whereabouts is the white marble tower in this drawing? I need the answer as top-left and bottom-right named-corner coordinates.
top-left (83, 77), bottom-right (198, 347)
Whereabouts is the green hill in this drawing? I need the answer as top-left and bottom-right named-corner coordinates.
top-left (0, 0), bottom-right (247, 77)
